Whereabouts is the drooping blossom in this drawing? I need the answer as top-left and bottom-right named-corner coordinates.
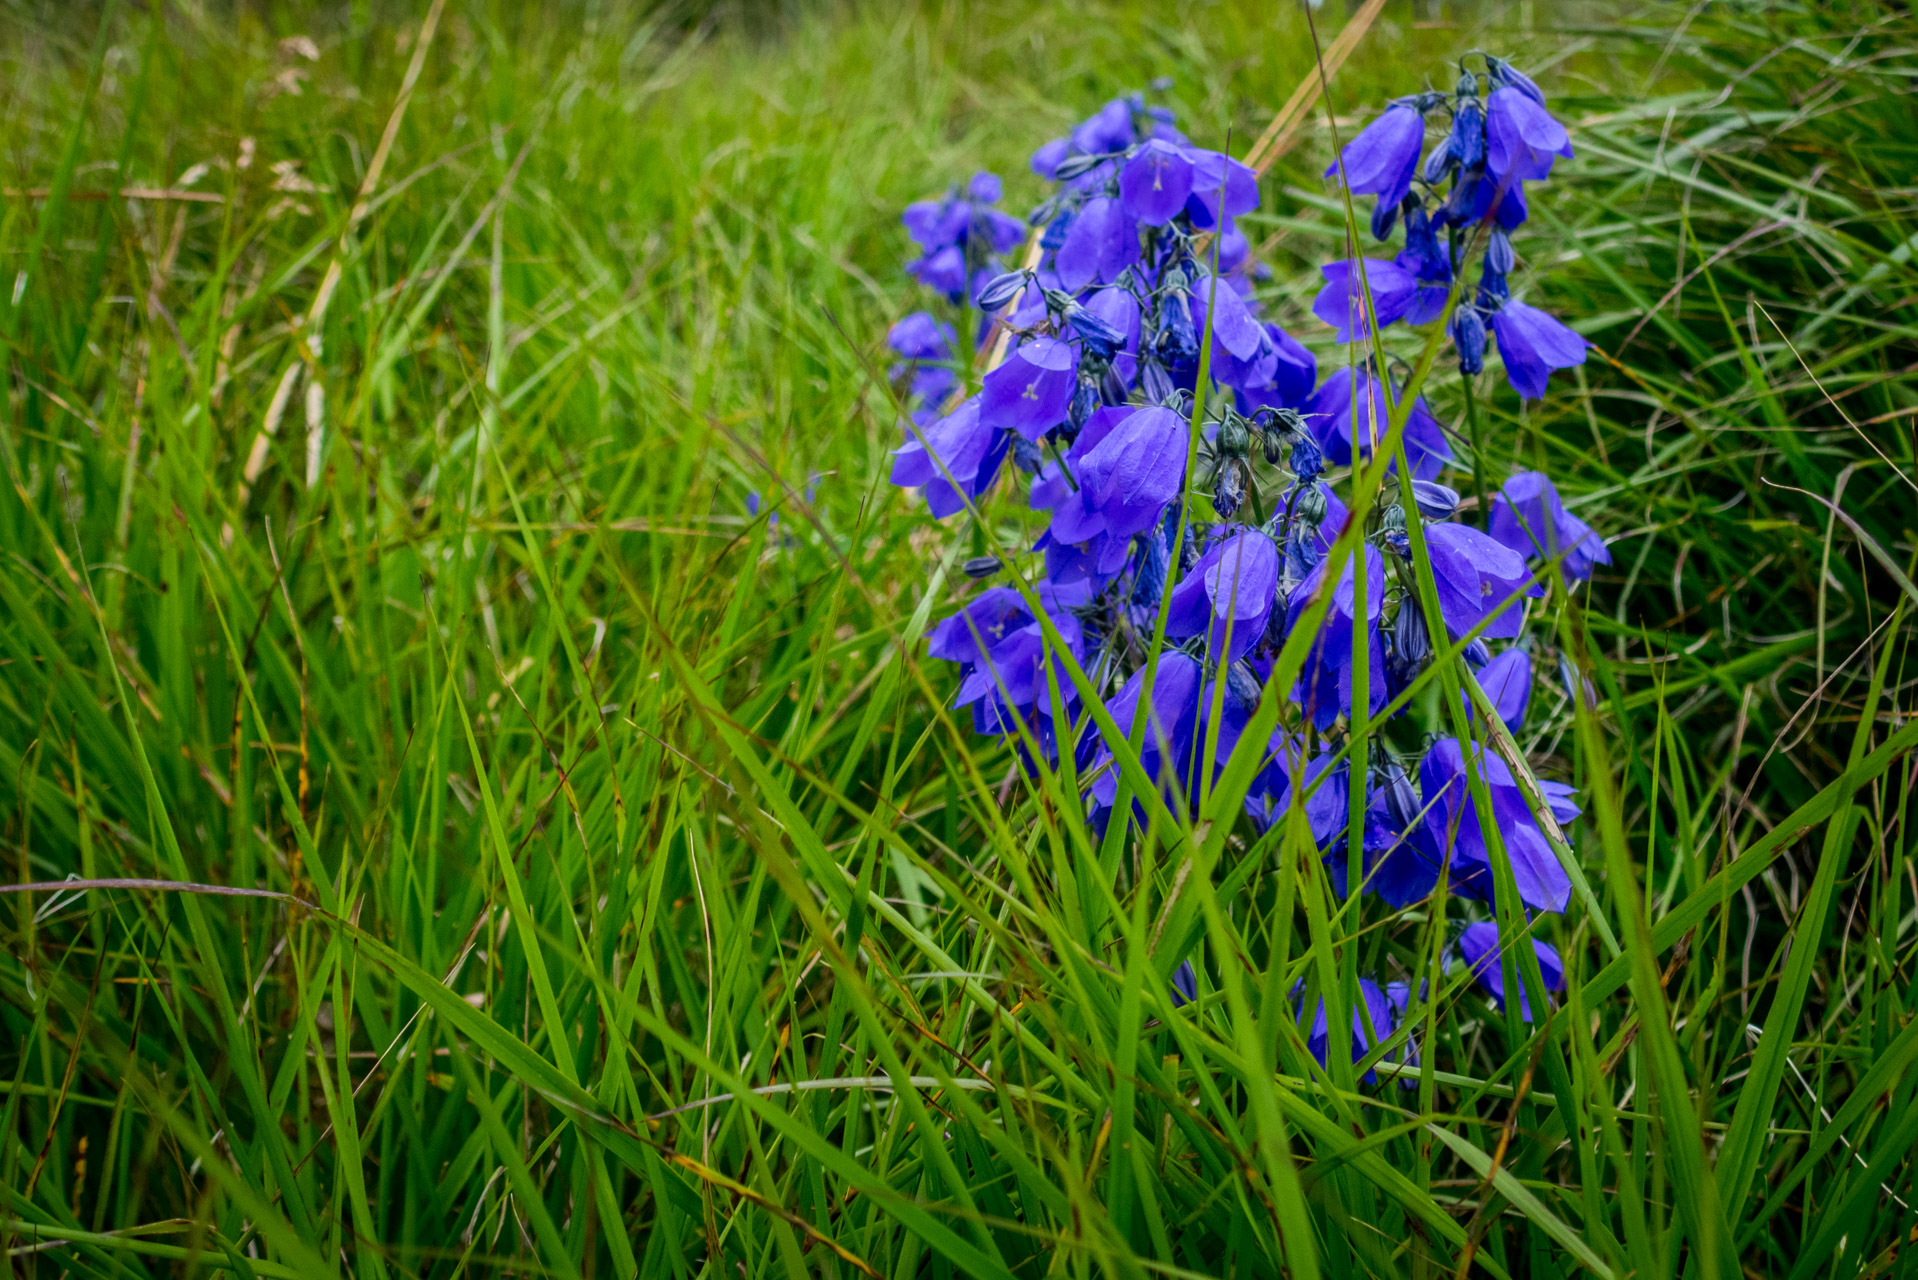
top-left (1487, 471), bottom-right (1611, 580)
top-left (1287, 543), bottom-right (1390, 731)
top-left (1312, 258), bottom-right (1420, 344)
top-left (1305, 367), bottom-right (1453, 481)
top-left (1489, 300), bottom-right (1589, 400)
top-left (890, 395), bottom-right (1010, 517)
top-left (1457, 922), bottom-right (1565, 1021)
top-left (1297, 977), bottom-right (1412, 1085)
top-left (1424, 521), bottom-right (1541, 641)
top-left (887, 311), bottom-right (959, 422)
top-left (1418, 737), bottom-right (1578, 914)
top-left (1471, 647), bottom-right (1533, 733)
top-left (981, 337), bottom-right (1079, 440)
top-left (1325, 100), bottom-right (1426, 213)
top-left (1164, 529), bottom-right (1280, 663)
top-left (1485, 87), bottom-right (1573, 183)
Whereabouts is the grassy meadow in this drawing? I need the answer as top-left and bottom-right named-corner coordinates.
top-left (2, 0), bottom-right (1917, 1276)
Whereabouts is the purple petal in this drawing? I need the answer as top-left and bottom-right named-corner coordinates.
top-left (1312, 258), bottom-right (1419, 344)
top-left (1325, 102), bottom-right (1425, 208)
top-left (981, 337), bottom-right (1078, 441)
top-left (1120, 139), bottom-right (1194, 226)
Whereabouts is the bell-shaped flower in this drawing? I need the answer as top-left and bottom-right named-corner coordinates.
top-left (903, 197), bottom-right (971, 253)
top-left (907, 244), bottom-right (969, 298)
top-left (1084, 285), bottom-right (1141, 372)
top-left (1120, 139), bottom-right (1196, 225)
top-left (1286, 543), bottom-right (1390, 730)
top-left (1425, 521), bottom-right (1540, 641)
top-left (1055, 196), bottom-right (1142, 291)
top-left (888, 311), bottom-right (958, 419)
top-left (1486, 86), bottom-right (1573, 182)
top-left (1189, 272), bottom-right (1273, 388)
top-left (928, 586), bottom-right (1027, 668)
top-left (1040, 404), bottom-right (1188, 543)
top-left (1305, 367), bottom-right (1453, 481)
top-left (1073, 97), bottom-right (1140, 156)
top-left (1165, 529), bottom-right (1280, 663)
top-left (1297, 977), bottom-right (1407, 1084)
top-left (1470, 647), bottom-right (1532, 733)
top-left (1245, 739), bottom-right (1349, 844)
top-left (1486, 57), bottom-right (1548, 105)
top-left (890, 395), bottom-right (1011, 517)
top-left (1438, 164), bottom-right (1529, 231)
top-left (943, 584), bottom-right (1089, 747)
top-left (1324, 100), bottom-right (1425, 212)
top-left (1448, 96), bottom-right (1487, 171)
top-left (1086, 651), bottom-right (1205, 816)
top-left (1395, 205), bottom-right (1453, 326)
top-left (1487, 470), bottom-right (1611, 580)
top-left (1170, 958), bottom-right (1199, 1007)
top-left (1417, 737), bottom-right (1574, 914)
top-left (1457, 922), bottom-right (1565, 1021)
top-left (1312, 258), bottom-right (1420, 344)
top-left (1236, 325), bottom-right (1318, 414)
top-left (1366, 763), bottom-right (1444, 905)
top-left (1182, 148), bottom-right (1261, 230)
top-left (1488, 299), bottom-right (1588, 401)
top-left (982, 336), bottom-right (1079, 441)
top-left (1452, 304), bottom-right (1489, 375)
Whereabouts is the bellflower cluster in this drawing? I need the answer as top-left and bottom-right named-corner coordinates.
top-left (1318, 55), bottom-right (1591, 402)
top-left (886, 67), bottom-right (1610, 1074)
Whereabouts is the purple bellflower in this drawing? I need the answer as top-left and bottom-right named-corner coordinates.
top-left (1325, 100), bottom-right (1426, 215)
top-left (1055, 196), bottom-right (1142, 291)
top-left (890, 395), bottom-right (1011, 517)
top-left (982, 336), bottom-right (1079, 440)
top-left (1087, 650), bottom-right (1204, 816)
top-left (1038, 405), bottom-right (1188, 547)
top-left (1299, 977), bottom-right (1407, 1085)
top-left (1312, 258), bottom-right (1420, 344)
top-left (1190, 272), bottom-right (1275, 388)
top-left (1165, 529), bottom-right (1281, 663)
top-left (1471, 647), bottom-right (1533, 733)
top-left (1424, 521), bottom-right (1541, 641)
top-left (902, 172), bottom-right (1025, 300)
top-left (1458, 922), bottom-right (1565, 1021)
top-left (1170, 958), bottom-right (1199, 1007)
top-left (1182, 149), bottom-right (1261, 231)
top-left (1418, 737), bottom-right (1578, 914)
top-left (1488, 299), bottom-right (1589, 400)
top-left (1286, 543), bottom-right (1390, 730)
top-left (934, 584), bottom-right (1089, 750)
top-left (1305, 367), bottom-right (1454, 481)
top-left (1236, 324), bottom-right (1318, 414)
top-left (1487, 470), bottom-right (1611, 580)
top-left (1120, 139), bottom-right (1195, 225)
top-left (888, 311), bottom-right (959, 422)
top-left (1246, 740), bottom-right (1348, 843)
top-left (1485, 87), bottom-right (1573, 183)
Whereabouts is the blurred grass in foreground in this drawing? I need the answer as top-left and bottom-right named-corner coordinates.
top-left (1, 0), bottom-right (1916, 1276)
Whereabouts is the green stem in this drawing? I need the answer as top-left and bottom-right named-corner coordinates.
top-left (1463, 369), bottom-right (1489, 522)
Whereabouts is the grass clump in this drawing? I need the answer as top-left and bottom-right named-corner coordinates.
top-left (1, 2), bottom-right (1915, 1277)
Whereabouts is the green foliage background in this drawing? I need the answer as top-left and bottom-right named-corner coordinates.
top-left (1, 0), bottom-right (1915, 1276)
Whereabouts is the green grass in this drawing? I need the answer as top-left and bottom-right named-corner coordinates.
top-left (2, 0), bottom-right (1916, 1276)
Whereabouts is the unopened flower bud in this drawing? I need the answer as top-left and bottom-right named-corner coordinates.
top-left (975, 270), bottom-right (1028, 312)
top-left (1411, 480), bottom-right (1461, 520)
top-left (1452, 305), bottom-right (1487, 376)
top-left (963, 555), bottom-right (1003, 579)
top-left (1218, 413), bottom-right (1251, 460)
